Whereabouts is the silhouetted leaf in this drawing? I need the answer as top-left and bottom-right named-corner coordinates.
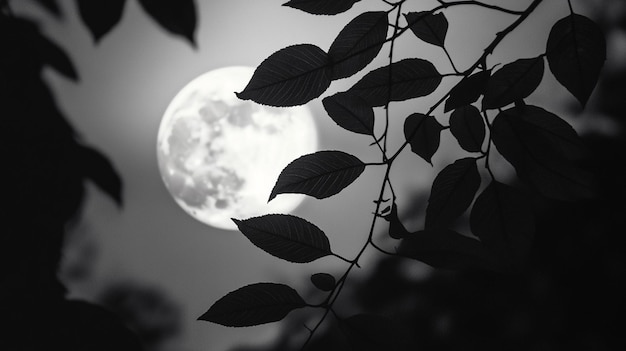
top-left (444, 70), bottom-right (490, 112)
top-left (404, 113), bottom-right (444, 164)
top-left (77, 144), bottom-right (123, 206)
top-left (269, 150), bottom-right (365, 200)
top-left (283, 0), bottom-right (360, 15)
top-left (425, 158), bottom-right (481, 229)
top-left (237, 44), bottom-right (332, 106)
top-left (341, 314), bottom-right (411, 350)
top-left (347, 58), bottom-right (442, 107)
top-left (405, 11), bottom-right (448, 48)
top-left (547, 14), bottom-right (606, 107)
top-left (328, 11), bottom-right (388, 79)
top-left (198, 283), bottom-right (306, 327)
top-left (470, 181), bottom-right (534, 267)
top-left (397, 229), bottom-right (499, 270)
top-left (310, 273), bottom-right (335, 291)
top-left (232, 214), bottom-right (331, 263)
top-left (77, 0), bottom-right (126, 42)
top-left (482, 56), bottom-right (544, 110)
top-left (322, 92), bottom-right (374, 135)
top-left (382, 203), bottom-right (410, 239)
top-left (137, 0), bottom-right (197, 46)
top-left (450, 105), bottom-right (485, 153)
top-left (492, 105), bottom-right (595, 200)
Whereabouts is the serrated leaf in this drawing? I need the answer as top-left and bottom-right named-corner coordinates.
top-left (310, 273), bottom-right (336, 291)
top-left (425, 158), bottom-right (481, 229)
top-left (322, 92), bottom-right (374, 135)
top-left (232, 214), bottom-right (331, 263)
top-left (444, 70), bottom-right (490, 112)
top-left (405, 11), bottom-right (448, 48)
top-left (347, 58), bottom-right (442, 107)
top-left (77, 144), bottom-right (123, 206)
top-left (237, 44), bottom-right (332, 107)
top-left (397, 229), bottom-right (499, 270)
top-left (198, 283), bottom-right (306, 327)
top-left (404, 113), bottom-right (444, 164)
top-left (328, 11), bottom-right (388, 79)
top-left (76, 0), bottom-right (126, 42)
top-left (283, 0), bottom-right (360, 15)
top-left (470, 181), bottom-right (534, 268)
top-left (547, 14), bottom-right (606, 107)
top-left (382, 203), bottom-right (410, 239)
top-left (341, 314), bottom-right (411, 350)
top-left (269, 150), bottom-right (365, 200)
top-left (482, 56), bottom-right (544, 110)
top-left (450, 105), bottom-right (485, 153)
top-left (137, 0), bottom-right (197, 47)
top-left (492, 105), bottom-right (595, 200)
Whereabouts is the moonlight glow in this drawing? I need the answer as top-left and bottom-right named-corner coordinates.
top-left (157, 66), bottom-right (318, 230)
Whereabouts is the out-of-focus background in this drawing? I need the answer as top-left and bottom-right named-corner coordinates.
top-left (5, 1), bottom-right (626, 350)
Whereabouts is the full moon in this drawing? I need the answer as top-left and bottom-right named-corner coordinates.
top-left (157, 66), bottom-right (318, 230)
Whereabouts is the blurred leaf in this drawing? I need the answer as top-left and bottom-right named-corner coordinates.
top-left (310, 273), bottom-right (336, 292)
top-left (198, 283), bottom-right (306, 327)
top-left (492, 105), bottom-right (595, 200)
top-left (483, 56), bottom-right (544, 110)
top-left (404, 113), bottom-right (444, 164)
top-left (237, 44), bottom-right (332, 106)
top-left (341, 314), bottom-right (411, 350)
top-left (444, 70), bottom-right (490, 112)
top-left (283, 0), bottom-right (360, 15)
top-left (398, 229), bottom-right (498, 270)
top-left (328, 11), bottom-right (388, 79)
top-left (76, 0), bottom-right (126, 43)
top-left (233, 214), bottom-right (331, 263)
top-left (322, 92), bottom-right (374, 135)
top-left (269, 150), bottom-right (365, 200)
top-left (77, 144), bottom-right (123, 206)
top-left (137, 0), bottom-right (197, 46)
top-left (347, 58), bottom-right (442, 107)
top-left (405, 11), bottom-right (448, 47)
top-left (449, 105), bottom-right (485, 153)
top-left (470, 181), bottom-right (534, 268)
top-left (34, 32), bottom-right (79, 81)
top-left (546, 14), bottom-right (606, 107)
top-left (425, 158), bottom-right (481, 229)
top-left (32, 0), bottom-right (61, 17)
top-left (382, 202), bottom-right (410, 239)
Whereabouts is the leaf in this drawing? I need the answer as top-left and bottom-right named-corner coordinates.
top-left (444, 70), bottom-right (490, 112)
top-left (322, 92), bottom-right (374, 135)
top-left (269, 150), bottom-right (365, 200)
top-left (232, 214), bottom-right (331, 263)
top-left (449, 105), bottom-right (485, 153)
top-left (405, 11), bottom-right (449, 48)
top-left (237, 44), bottom-right (332, 107)
top-left (482, 56), bottom-right (544, 110)
top-left (77, 144), bottom-right (123, 206)
top-left (36, 34), bottom-right (79, 81)
top-left (310, 273), bottom-right (336, 292)
top-left (470, 181), bottom-right (534, 267)
top-left (547, 14), bottom-right (606, 107)
top-left (382, 203), bottom-right (410, 239)
top-left (32, 0), bottom-right (61, 17)
top-left (347, 58), bottom-right (442, 107)
top-left (198, 283), bottom-right (306, 327)
top-left (76, 0), bottom-right (126, 42)
top-left (283, 0), bottom-right (360, 15)
top-left (397, 229), bottom-right (499, 270)
top-left (492, 105), bottom-right (595, 200)
top-left (341, 314), bottom-right (411, 350)
top-left (137, 0), bottom-right (197, 46)
top-left (425, 158), bottom-right (481, 229)
top-left (403, 113), bottom-right (444, 164)
top-left (328, 11), bottom-right (388, 79)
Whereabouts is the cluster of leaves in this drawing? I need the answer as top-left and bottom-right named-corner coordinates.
top-left (199, 0), bottom-right (606, 348)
